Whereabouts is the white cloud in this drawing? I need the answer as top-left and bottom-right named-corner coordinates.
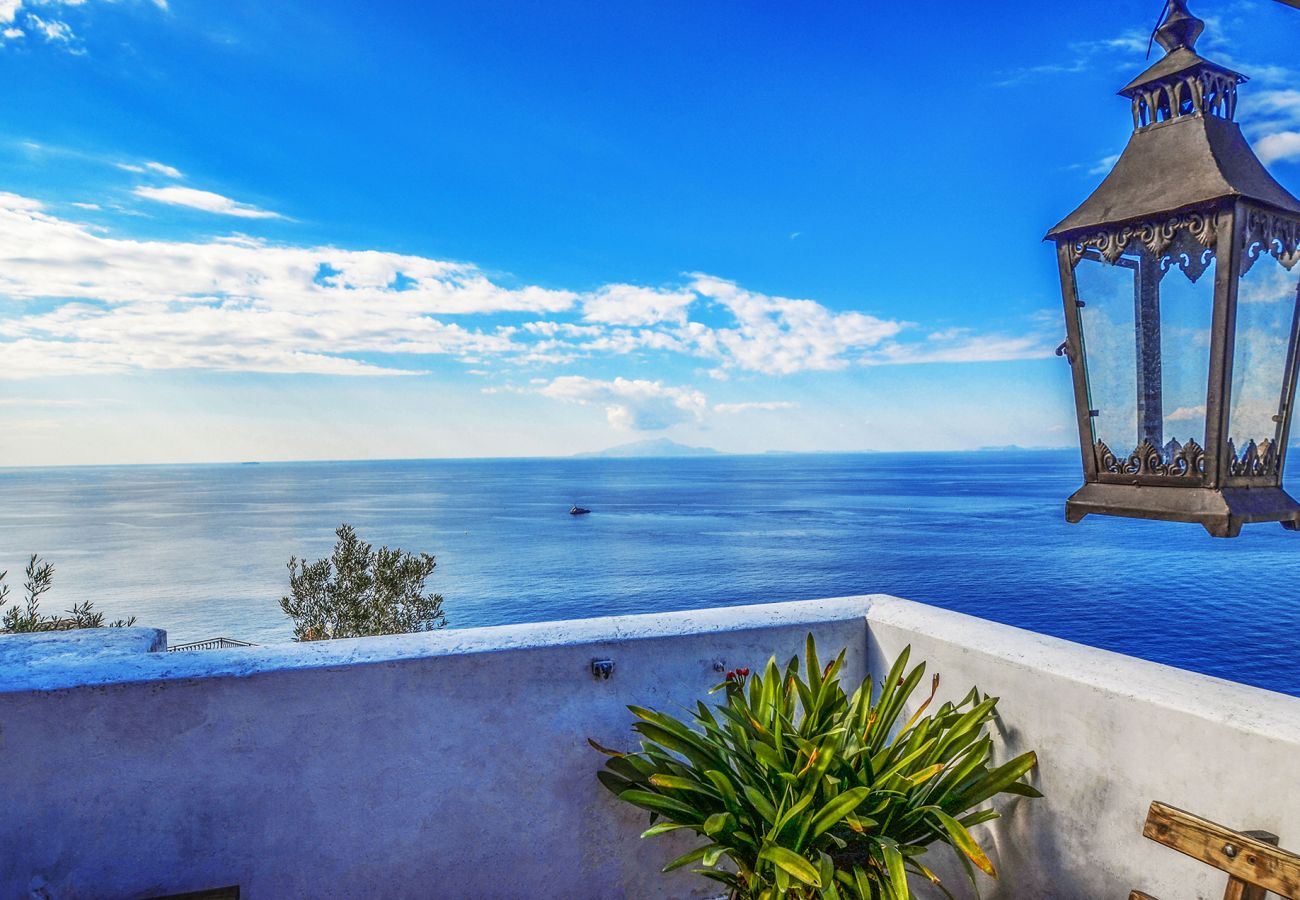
top-left (120, 160), bottom-right (183, 178)
top-left (1098, 34), bottom-right (1147, 54)
top-left (134, 185), bottom-right (282, 219)
top-left (1166, 405), bottom-right (1206, 423)
top-left (26, 13), bottom-right (71, 42)
top-left (0, 191), bottom-right (1051, 383)
top-left (0, 397), bottom-right (117, 407)
top-left (581, 284), bottom-right (695, 327)
top-left (0, 191), bottom-right (44, 211)
top-left (0, 193), bottom-right (573, 378)
top-left (1228, 54), bottom-right (1300, 166)
top-left (1253, 89), bottom-right (1300, 123)
top-left (996, 30), bottom-right (1147, 87)
top-left (145, 161), bottom-right (182, 178)
top-left (0, 0), bottom-right (166, 48)
top-left (0, 335), bottom-right (417, 378)
top-left (1240, 261), bottom-right (1297, 305)
top-left (688, 275), bottom-right (903, 374)
top-left (1257, 131), bottom-right (1300, 165)
top-left (714, 401), bottom-right (797, 413)
top-left (866, 331), bottom-right (1053, 365)
top-left (1088, 153), bottom-right (1120, 176)
top-left (537, 376), bottom-right (707, 430)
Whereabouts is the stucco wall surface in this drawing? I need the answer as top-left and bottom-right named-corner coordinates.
top-left (866, 596), bottom-right (1300, 900)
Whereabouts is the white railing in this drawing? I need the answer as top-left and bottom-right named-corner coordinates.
top-left (167, 637), bottom-right (257, 652)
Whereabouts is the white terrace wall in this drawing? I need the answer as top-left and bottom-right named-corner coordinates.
top-left (0, 599), bottom-right (871, 900)
top-left (2, 595), bottom-right (1299, 899)
top-left (868, 598), bottom-right (1300, 900)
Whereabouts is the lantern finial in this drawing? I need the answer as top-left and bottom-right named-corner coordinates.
top-left (1154, 0), bottom-right (1205, 54)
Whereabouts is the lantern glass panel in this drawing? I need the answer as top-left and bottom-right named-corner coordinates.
top-left (1228, 251), bottom-right (1300, 469)
top-left (1075, 252), bottom-right (1137, 454)
top-left (1074, 248), bottom-right (1217, 463)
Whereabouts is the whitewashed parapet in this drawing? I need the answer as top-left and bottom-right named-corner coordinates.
top-left (865, 596), bottom-right (1300, 900)
top-left (2, 595), bottom-right (1298, 900)
top-left (0, 597), bottom-right (875, 899)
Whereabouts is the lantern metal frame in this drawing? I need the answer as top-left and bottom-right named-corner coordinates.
top-left (1047, 0), bottom-right (1300, 537)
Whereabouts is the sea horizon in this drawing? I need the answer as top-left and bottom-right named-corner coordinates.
top-left (4, 452), bottom-right (1299, 698)
top-left (0, 444), bottom-right (1081, 473)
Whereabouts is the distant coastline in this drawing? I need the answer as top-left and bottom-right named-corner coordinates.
top-left (575, 438), bottom-right (1075, 460)
top-left (574, 438), bottom-right (720, 459)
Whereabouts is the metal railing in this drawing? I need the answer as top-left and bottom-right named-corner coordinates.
top-left (167, 637), bottom-right (257, 652)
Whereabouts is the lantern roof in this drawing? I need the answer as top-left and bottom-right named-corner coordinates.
top-left (1046, 0), bottom-right (1300, 241)
top-left (1117, 46), bottom-right (1241, 98)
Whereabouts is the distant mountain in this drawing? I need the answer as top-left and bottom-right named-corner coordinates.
top-left (975, 445), bottom-right (1072, 452)
top-left (576, 438), bottom-right (721, 458)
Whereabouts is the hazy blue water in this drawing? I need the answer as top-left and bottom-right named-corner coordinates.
top-left (2, 452), bottom-right (1299, 697)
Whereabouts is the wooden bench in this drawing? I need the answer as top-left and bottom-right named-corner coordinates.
top-left (1132, 801), bottom-right (1300, 900)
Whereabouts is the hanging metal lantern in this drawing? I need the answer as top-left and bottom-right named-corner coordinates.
top-left (1048, 0), bottom-right (1300, 537)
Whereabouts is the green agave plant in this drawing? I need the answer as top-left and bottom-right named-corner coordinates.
top-left (592, 636), bottom-right (1041, 899)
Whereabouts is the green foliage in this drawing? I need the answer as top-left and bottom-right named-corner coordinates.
top-left (279, 523), bottom-right (447, 641)
top-left (594, 636), bottom-right (1041, 899)
top-left (0, 554), bottom-right (137, 632)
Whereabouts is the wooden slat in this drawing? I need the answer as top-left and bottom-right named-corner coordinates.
top-left (1129, 892), bottom-right (1161, 900)
top-left (1224, 831), bottom-right (1281, 900)
top-left (1143, 802), bottom-right (1300, 899)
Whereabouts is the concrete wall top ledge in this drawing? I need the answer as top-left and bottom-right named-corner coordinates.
top-left (0, 595), bottom-right (879, 694)
top-left (867, 596), bottom-right (1300, 745)
top-left (7, 594), bottom-right (1299, 751)
top-left (0, 626), bottom-right (166, 687)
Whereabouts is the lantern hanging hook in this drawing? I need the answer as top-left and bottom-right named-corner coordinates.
top-left (1145, 1), bottom-right (1170, 59)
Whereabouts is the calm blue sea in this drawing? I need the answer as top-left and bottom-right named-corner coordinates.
top-left (2, 452), bottom-right (1299, 696)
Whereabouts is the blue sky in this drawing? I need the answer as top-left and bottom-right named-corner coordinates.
top-left (1, 0), bottom-right (1298, 465)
